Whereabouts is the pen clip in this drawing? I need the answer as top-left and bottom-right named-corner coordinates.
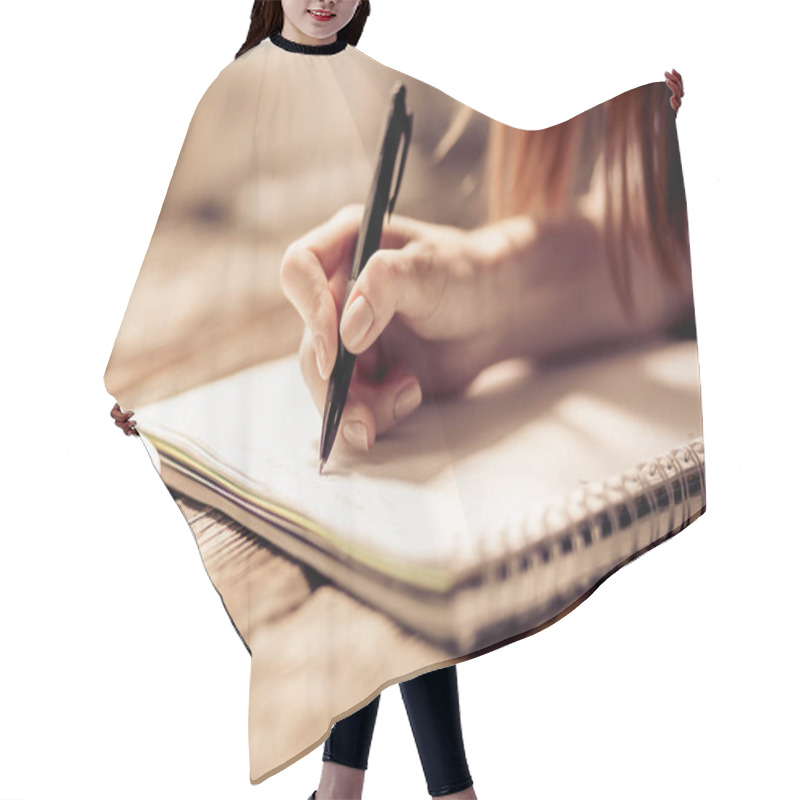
top-left (387, 111), bottom-right (413, 223)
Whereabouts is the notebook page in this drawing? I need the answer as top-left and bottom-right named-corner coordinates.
top-left (441, 340), bottom-right (703, 560)
top-left (133, 339), bottom-right (702, 573)
top-left (133, 352), bottom-right (470, 568)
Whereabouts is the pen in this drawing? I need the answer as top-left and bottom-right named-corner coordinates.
top-left (319, 81), bottom-right (413, 474)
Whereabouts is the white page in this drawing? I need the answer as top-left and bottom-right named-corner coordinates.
top-left (133, 339), bottom-right (702, 572)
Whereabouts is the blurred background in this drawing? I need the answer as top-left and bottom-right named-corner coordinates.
top-left (103, 43), bottom-right (490, 410)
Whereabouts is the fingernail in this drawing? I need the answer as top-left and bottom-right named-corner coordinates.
top-left (340, 295), bottom-right (373, 350)
top-left (394, 382), bottom-right (422, 420)
top-left (314, 335), bottom-right (327, 379)
top-left (343, 421), bottom-right (369, 451)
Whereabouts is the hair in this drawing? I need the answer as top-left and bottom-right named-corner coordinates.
top-left (486, 82), bottom-right (690, 320)
top-left (236, 0), bottom-right (371, 59)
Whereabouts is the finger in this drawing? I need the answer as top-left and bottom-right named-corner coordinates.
top-left (299, 327), bottom-right (331, 414)
top-left (335, 370), bottom-right (422, 452)
top-left (299, 327), bottom-right (374, 421)
top-left (354, 338), bottom-right (382, 381)
top-left (338, 390), bottom-right (375, 452)
top-left (292, 204), bottom-right (365, 281)
top-left (280, 245), bottom-right (341, 381)
top-left (669, 70), bottom-right (684, 97)
top-left (298, 328), bottom-right (375, 451)
top-left (284, 207), bottom-right (433, 373)
top-left (111, 405), bottom-right (134, 422)
top-left (280, 205), bottom-right (369, 379)
top-left (665, 69), bottom-right (683, 95)
top-left (665, 76), bottom-right (681, 113)
top-left (298, 330), bottom-right (423, 451)
top-left (339, 245), bottom-right (444, 354)
top-left (350, 364), bottom-right (423, 438)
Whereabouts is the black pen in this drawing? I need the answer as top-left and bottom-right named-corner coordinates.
top-left (319, 82), bottom-right (413, 474)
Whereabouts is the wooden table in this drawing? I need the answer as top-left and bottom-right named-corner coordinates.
top-left (169, 493), bottom-right (460, 784)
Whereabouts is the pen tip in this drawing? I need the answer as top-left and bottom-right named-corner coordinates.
top-left (319, 458), bottom-right (324, 475)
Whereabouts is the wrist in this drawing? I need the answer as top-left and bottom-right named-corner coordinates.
top-left (468, 215), bottom-right (541, 364)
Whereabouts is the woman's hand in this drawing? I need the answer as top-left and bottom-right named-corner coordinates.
top-left (665, 69), bottom-right (684, 114)
top-left (111, 402), bottom-right (139, 436)
top-left (279, 204), bottom-right (503, 452)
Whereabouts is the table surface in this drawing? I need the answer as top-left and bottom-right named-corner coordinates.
top-left (171, 492), bottom-right (465, 784)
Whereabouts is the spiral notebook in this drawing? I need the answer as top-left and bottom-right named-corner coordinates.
top-left (132, 338), bottom-right (705, 651)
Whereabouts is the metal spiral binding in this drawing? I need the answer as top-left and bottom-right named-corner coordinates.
top-left (462, 437), bottom-right (706, 649)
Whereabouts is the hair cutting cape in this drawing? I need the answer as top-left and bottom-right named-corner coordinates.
top-left (104, 32), bottom-right (705, 784)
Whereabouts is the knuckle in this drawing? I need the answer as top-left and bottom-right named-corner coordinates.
top-left (376, 252), bottom-right (403, 288)
top-left (377, 250), bottom-right (406, 286)
top-left (332, 203), bottom-right (363, 230)
top-left (410, 239), bottom-right (435, 276)
top-left (341, 202), bottom-right (364, 223)
top-left (278, 242), bottom-right (299, 290)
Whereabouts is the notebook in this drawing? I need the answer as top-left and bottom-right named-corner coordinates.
top-left (133, 337), bottom-right (704, 651)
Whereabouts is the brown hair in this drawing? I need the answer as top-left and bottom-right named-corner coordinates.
top-left (486, 82), bottom-right (689, 320)
top-left (236, 0), bottom-right (371, 59)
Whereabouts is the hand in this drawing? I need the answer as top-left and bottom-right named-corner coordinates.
top-left (279, 204), bottom-right (501, 451)
top-left (665, 68), bottom-right (684, 114)
top-left (111, 402), bottom-right (139, 436)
